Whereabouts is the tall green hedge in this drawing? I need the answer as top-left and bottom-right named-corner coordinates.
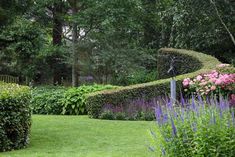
top-left (86, 48), bottom-right (221, 118)
top-left (0, 82), bottom-right (31, 152)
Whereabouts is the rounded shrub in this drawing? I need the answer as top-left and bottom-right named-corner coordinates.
top-left (0, 82), bottom-right (31, 152)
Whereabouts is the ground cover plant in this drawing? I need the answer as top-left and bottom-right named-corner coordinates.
top-left (0, 115), bottom-right (156, 157)
top-left (150, 96), bottom-right (235, 157)
top-left (31, 84), bottom-right (117, 115)
top-left (0, 82), bottom-right (31, 152)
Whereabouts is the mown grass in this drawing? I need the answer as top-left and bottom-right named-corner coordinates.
top-left (1, 115), bottom-right (157, 157)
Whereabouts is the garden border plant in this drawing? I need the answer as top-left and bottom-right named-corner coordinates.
top-left (86, 48), bottom-right (221, 118)
top-left (0, 82), bottom-right (31, 152)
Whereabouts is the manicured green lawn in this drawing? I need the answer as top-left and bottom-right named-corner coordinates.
top-left (1, 115), bottom-right (157, 157)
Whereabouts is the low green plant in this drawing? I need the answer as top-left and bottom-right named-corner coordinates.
top-left (115, 112), bottom-right (126, 120)
top-left (31, 84), bottom-right (117, 115)
top-left (99, 110), bottom-right (115, 120)
top-left (0, 82), bottom-right (31, 152)
top-left (61, 84), bottom-right (117, 115)
top-left (30, 86), bottom-right (66, 114)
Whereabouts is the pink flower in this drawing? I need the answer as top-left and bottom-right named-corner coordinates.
top-left (211, 86), bottom-right (216, 91)
top-left (183, 78), bottom-right (191, 87)
top-left (215, 79), bottom-right (222, 85)
top-left (196, 75), bottom-right (203, 81)
top-left (209, 78), bottom-right (216, 83)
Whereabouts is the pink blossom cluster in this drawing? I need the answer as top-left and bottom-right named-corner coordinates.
top-left (183, 70), bottom-right (235, 96)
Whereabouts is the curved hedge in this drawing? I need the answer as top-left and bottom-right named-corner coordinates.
top-left (86, 48), bottom-right (221, 118)
top-left (0, 82), bottom-right (31, 152)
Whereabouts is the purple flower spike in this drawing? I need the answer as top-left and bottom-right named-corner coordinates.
top-left (232, 110), bottom-right (235, 126)
top-left (191, 95), bottom-right (196, 109)
top-left (180, 92), bottom-right (185, 107)
top-left (170, 117), bottom-right (177, 137)
top-left (155, 106), bottom-right (163, 125)
top-left (163, 114), bottom-right (168, 124)
top-left (206, 96), bottom-right (211, 105)
top-left (191, 95), bottom-right (198, 115)
top-left (167, 99), bottom-right (173, 109)
top-left (197, 93), bottom-right (204, 106)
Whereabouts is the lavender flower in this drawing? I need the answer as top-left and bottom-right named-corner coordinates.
top-left (170, 116), bottom-right (177, 137)
top-left (180, 93), bottom-right (185, 107)
top-left (197, 93), bottom-right (204, 105)
top-left (155, 106), bottom-right (163, 125)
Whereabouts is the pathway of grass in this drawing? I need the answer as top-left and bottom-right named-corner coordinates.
top-left (1, 115), bottom-right (157, 157)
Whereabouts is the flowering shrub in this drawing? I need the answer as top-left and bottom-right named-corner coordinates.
top-left (149, 96), bottom-right (235, 156)
top-left (183, 65), bottom-right (235, 104)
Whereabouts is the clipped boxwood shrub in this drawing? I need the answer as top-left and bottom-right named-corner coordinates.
top-left (0, 82), bottom-right (31, 152)
top-left (86, 48), bottom-right (221, 118)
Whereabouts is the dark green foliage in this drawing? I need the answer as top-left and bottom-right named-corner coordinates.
top-left (158, 0), bottom-right (235, 64)
top-left (115, 112), bottom-right (126, 120)
top-left (30, 84), bottom-right (117, 115)
top-left (86, 48), bottom-right (221, 118)
top-left (115, 70), bottom-right (158, 86)
top-left (0, 82), bottom-right (31, 152)
top-left (99, 110), bottom-right (155, 121)
top-left (99, 111), bottom-right (115, 120)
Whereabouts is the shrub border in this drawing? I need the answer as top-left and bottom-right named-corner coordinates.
top-left (86, 48), bottom-right (221, 118)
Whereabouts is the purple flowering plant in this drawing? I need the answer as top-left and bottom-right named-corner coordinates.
top-left (99, 97), bottom-right (168, 120)
top-left (149, 95), bottom-right (235, 156)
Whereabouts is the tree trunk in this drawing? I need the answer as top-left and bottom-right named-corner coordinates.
top-left (52, 1), bottom-right (63, 85)
top-left (71, 2), bottom-right (79, 87)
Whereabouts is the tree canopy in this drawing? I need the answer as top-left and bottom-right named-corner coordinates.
top-left (0, 0), bottom-right (234, 86)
